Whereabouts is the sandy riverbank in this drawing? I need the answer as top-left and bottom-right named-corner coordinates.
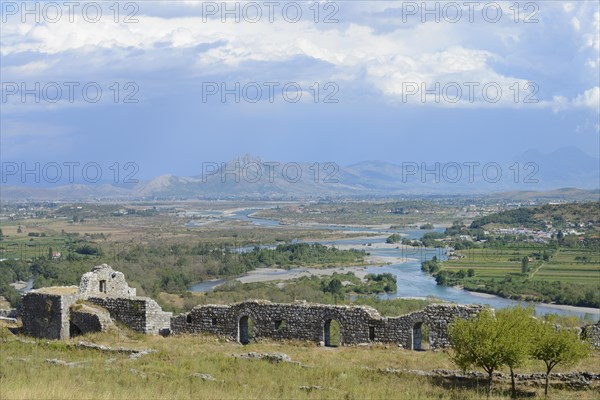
top-left (235, 252), bottom-right (416, 284)
top-left (291, 221), bottom-right (411, 231)
top-left (9, 281), bottom-right (28, 291)
top-left (236, 266), bottom-right (371, 284)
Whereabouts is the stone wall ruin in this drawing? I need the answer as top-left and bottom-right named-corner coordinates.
top-left (21, 264), bottom-right (172, 339)
top-left (171, 300), bottom-right (484, 350)
top-left (19, 264), bottom-right (598, 350)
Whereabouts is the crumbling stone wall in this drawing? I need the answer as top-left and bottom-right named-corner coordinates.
top-left (171, 301), bottom-right (483, 349)
top-left (70, 303), bottom-right (114, 335)
top-left (87, 296), bottom-right (171, 335)
top-left (21, 265), bottom-right (171, 339)
top-left (21, 290), bottom-right (78, 340)
top-left (582, 321), bottom-right (600, 349)
top-left (78, 264), bottom-right (136, 298)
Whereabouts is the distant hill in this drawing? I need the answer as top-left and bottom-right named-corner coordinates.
top-left (491, 188), bottom-right (600, 202)
top-left (470, 202), bottom-right (600, 229)
top-left (1, 148), bottom-right (598, 201)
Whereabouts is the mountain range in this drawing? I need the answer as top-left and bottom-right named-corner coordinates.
top-left (2, 148), bottom-right (598, 201)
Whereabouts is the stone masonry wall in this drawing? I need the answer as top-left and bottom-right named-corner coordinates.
top-left (582, 321), bottom-right (600, 349)
top-left (87, 297), bottom-right (172, 334)
top-left (70, 304), bottom-right (114, 334)
top-left (21, 291), bottom-right (78, 340)
top-left (145, 298), bottom-right (173, 335)
top-left (78, 264), bottom-right (136, 298)
top-left (21, 264), bottom-right (171, 339)
top-left (171, 301), bottom-right (483, 349)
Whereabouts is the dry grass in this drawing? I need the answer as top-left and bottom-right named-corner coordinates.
top-left (32, 286), bottom-right (78, 295)
top-left (1, 322), bottom-right (599, 400)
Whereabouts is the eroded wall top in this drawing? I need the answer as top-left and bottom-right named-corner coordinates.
top-left (78, 264), bottom-right (136, 298)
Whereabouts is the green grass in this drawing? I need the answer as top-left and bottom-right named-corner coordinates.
top-left (446, 247), bottom-right (599, 286)
top-left (1, 323), bottom-right (599, 400)
top-left (0, 235), bottom-right (68, 260)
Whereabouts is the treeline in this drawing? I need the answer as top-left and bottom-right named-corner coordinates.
top-left (243, 243), bottom-right (365, 269)
top-left (420, 259), bottom-right (600, 308)
top-left (0, 242), bottom-right (365, 306)
top-left (463, 278), bottom-right (600, 308)
top-left (386, 232), bottom-right (447, 248)
top-left (0, 260), bottom-right (30, 307)
top-left (217, 272), bottom-right (395, 299)
top-left (0, 259), bottom-right (96, 307)
top-left (469, 202), bottom-right (600, 230)
top-left (122, 241), bottom-right (365, 295)
top-left (470, 208), bottom-right (538, 229)
top-left (176, 274), bottom-right (421, 316)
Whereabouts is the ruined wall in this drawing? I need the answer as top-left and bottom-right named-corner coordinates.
top-left (70, 303), bottom-right (114, 335)
top-left (171, 301), bottom-right (483, 349)
top-left (426, 304), bottom-right (483, 349)
top-left (21, 291), bottom-right (78, 340)
top-left (582, 321), bottom-right (600, 349)
top-left (21, 264), bottom-right (171, 339)
top-left (145, 298), bottom-right (173, 335)
top-left (87, 297), bottom-right (171, 335)
top-left (19, 264), bottom-right (484, 346)
top-left (78, 264), bottom-right (136, 298)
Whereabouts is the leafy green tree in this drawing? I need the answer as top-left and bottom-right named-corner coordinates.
top-left (448, 308), bottom-right (505, 398)
top-left (325, 278), bottom-right (343, 296)
top-left (496, 306), bottom-right (535, 398)
top-left (531, 317), bottom-right (591, 397)
top-left (521, 256), bottom-right (529, 274)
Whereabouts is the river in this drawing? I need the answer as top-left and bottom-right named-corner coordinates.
top-left (190, 208), bottom-right (599, 321)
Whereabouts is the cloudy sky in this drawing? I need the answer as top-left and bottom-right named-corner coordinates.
top-left (1, 1), bottom-right (599, 179)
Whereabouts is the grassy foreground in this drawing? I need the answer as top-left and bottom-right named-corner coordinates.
top-left (1, 322), bottom-right (599, 400)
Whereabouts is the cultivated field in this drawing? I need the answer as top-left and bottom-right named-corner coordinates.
top-left (445, 247), bottom-right (600, 286)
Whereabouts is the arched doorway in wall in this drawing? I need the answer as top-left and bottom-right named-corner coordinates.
top-left (238, 315), bottom-right (254, 345)
top-left (323, 319), bottom-right (342, 347)
top-left (412, 321), bottom-right (430, 351)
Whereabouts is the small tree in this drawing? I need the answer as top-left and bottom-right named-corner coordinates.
top-left (448, 308), bottom-right (504, 398)
top-left (531, 316), bottom-right (591, 397)
top-left (496, 305), bottom-right (535, 398)
top-left (521, 256), bottom-right (529, 274)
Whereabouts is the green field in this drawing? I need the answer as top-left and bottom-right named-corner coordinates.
top-left (531, 249), bottom-right (600, 284)
top-left (446, 247), bottom-right (600, 286)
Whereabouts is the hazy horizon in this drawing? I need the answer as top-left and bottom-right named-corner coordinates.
top-left (2, 1), bottom-right (599, 183)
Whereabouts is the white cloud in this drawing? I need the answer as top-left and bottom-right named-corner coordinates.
top-left (573, 87), bottom-right (600, 110)
top-left (0, 3), bottom-right (597, 110)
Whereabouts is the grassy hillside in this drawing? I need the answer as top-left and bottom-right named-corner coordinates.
top-left (470, 202), bottom-right (600, 230)
top-left (1, 322), bottom-right (599, 400)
